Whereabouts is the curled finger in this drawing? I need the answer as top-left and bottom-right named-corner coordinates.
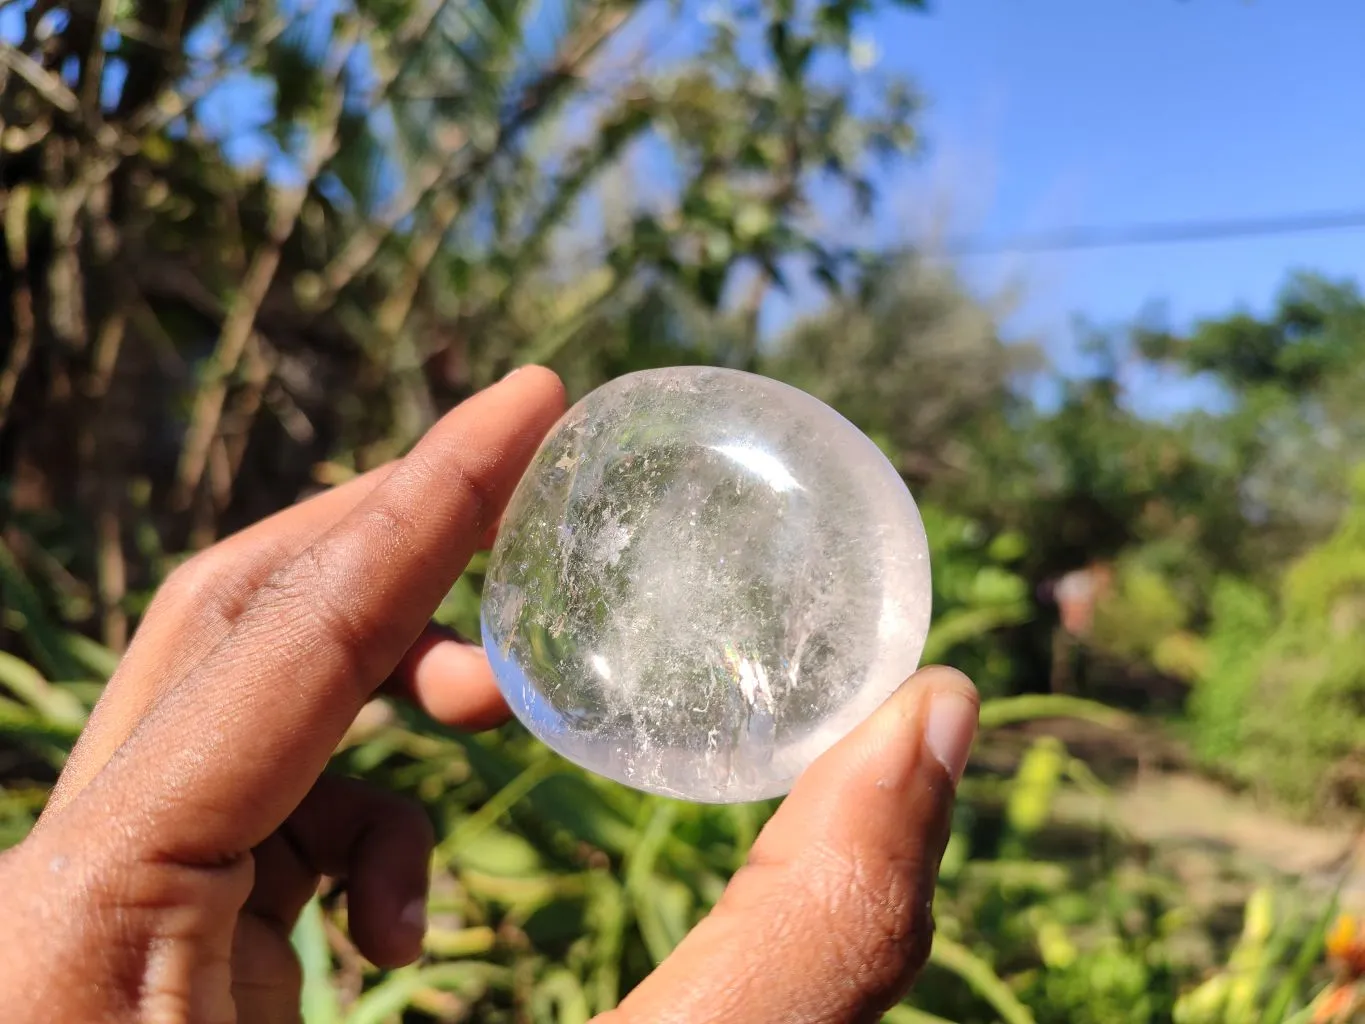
top-left (244, 776), bottom-right (435, 969)
top-left (385, 623), bottom-right (509, 731)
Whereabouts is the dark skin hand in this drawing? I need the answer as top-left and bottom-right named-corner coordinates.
top-left (0, 367), bottom-right (979, 1023)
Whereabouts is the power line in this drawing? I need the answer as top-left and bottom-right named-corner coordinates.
top-left (942, 207), bottom-right (1365, 257)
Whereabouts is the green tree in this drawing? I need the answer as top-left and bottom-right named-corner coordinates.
top-left (0, 0), bottom-right (925, 656)
top-left (1139, 272), bottom-right (1365, 558)
top-left (762, 255), bottom-right (1039, 493)
top-left (1192, 467), bottom-right (1365, 813)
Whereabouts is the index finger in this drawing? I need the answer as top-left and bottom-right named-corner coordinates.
top-left (43, 463), bottom-right (403, 819)
top-left (73, 367), bottom-right (566, 864)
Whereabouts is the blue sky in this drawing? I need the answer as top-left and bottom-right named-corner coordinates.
top-left (864, 0), bottom-right (1365, 404)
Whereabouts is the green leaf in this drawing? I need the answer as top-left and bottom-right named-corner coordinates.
top-left (531, 967), bottom-right (592, 1024)
top-left (882, 1006), bottom-right (961, 1024)
top-left (437, 755), bottom-right (561, 864)
top-left (59, 632), bottom-right (120, 681)
top-left (0, 540), bottom-right (82, 681)
top-left (922, 604), bottom-right (1029, 664)
top-left (0, 651), bottom-right (87, 726)
top-left (624, 800), bottom-right (687, 964)
top-left (1261, 887), bottom-right (1340, 1024)
top-left (450, 824), bottom-right (546, 876)
top-left (977, 695), bottom-right (1136, 732)
top-left (585, 872), bottom-right (627, 1013)
top-left (929, 935), bottom-right (1036, 1024)
top-left (291, 896), bottom-right (342, 1024)
top-left (0, 694), bottom-right (82, 744)
top-left (344, 963), bottom-right (509, 1024)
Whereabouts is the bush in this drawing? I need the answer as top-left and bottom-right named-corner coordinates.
top-left (1192, 468), bottom-right (1365, 813)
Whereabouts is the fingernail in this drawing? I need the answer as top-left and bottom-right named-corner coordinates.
top-left (400, 898), bottom-right (428, 941)
top-left (501, 366), bottom-right (524, 381)
top-left (925, 690), bottom-right (977, 785)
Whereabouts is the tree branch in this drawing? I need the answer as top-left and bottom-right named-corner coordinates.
top-left (0, 43), bottom-right (80, 114)
top-left (311, 1), bottom-right (630, 311)
top-left (113, 0), bottom-right (218, 120)
top-left (0, 185), bottom-right (37, 433)
top-left (170, 35), bottom-right (355, 509)
top-left (129, 3), bottom-right (290, 135)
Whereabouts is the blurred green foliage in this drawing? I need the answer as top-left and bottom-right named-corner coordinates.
top-left (2, 0), bottom-right (1364, 1020)
top-left (0, 579), bottom-right (1339, 1022)
top-left (1189, 469), bottom-right (1365, 814)
top-left (917, 503), bottom-right (1031, 698)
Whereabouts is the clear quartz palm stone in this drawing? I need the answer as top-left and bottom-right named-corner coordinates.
top-left (481, 366), bottom-right (932, 804)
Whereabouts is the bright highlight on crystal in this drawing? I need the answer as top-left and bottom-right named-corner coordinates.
top-left (481, 366), bottom-right (932, 803)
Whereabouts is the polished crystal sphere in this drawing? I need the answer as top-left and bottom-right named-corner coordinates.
top-left (481, 366), bottom-right (932, 803)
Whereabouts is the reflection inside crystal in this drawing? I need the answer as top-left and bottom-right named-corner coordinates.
top-left (481, 366), bottom-right (932, 803)
top-left (710, 442), bottom-right (803, 493)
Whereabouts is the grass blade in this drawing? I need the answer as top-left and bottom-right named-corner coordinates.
top-left (291, 895), bottom-right (342, 1024)
top-left (978, 694), bottom-right (1135, 731)
top-left (882, 1006), bottom-right (962, 1024)
top-left (345, 963), bottom-right (509, 1024)
top-left (929, 935), bottom-right (1035, 1024)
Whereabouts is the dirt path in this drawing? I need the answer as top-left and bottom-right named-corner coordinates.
top-left (1061, 769), bottom-right (1365, 910)
top-left (986, 717), bottom-right (1365, 910)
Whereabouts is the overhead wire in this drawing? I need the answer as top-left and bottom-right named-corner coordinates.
top-left (942, 207), bottom-right (1365, 256)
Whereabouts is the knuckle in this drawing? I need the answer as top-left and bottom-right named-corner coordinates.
top-left (237, 491), bottom-right (434, 700)
top-left (150, 550), bottom-right (255, 632)
top-left (805, 843), bottom-right (933, 1006)
top-left (254, 545), bottom-right (375, 692)
top-left (159, 551), bottom-right (227, 606)
top-left (442, 449), bottom-right (499, 530)
top-left (235, 924), bottom-right (302, 997)
top-left (372, 788), bottom-right (436, 847)
top-left (293, 552), bottom-right (367, 668)
top-left (352, 500), bottom-right (422, 564)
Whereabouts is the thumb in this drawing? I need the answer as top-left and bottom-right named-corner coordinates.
top-left (607, 666), bottom-right (978, 1024)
